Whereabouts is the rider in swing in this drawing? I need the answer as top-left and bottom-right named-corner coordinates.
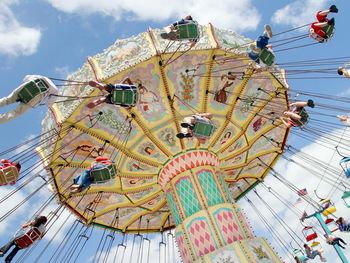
top-left (0, 75), bottom-right (58, 123)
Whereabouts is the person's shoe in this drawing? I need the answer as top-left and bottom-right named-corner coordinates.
top-left (338, 67), bottom-right (344, 75)
top-left (328, 17), bottom-right (335, 26)
top-left (0, 251), bottom-right (4, 257)
top-left (167, 31), bottom-right (177, 40)
top-left (264, 24), bottom-right (273, 38)
top-left (307, 99), bottom-right (315, 108)
top-left (176, 133), bottom-right (185, 139)
top-left (180, 123), bottom-right (194, 129)
top-left (329, 5), bottom-right (338, 13)
top-left (160, 32), bottom-right (169, 40)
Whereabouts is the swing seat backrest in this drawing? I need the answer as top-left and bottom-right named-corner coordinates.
top-left (322, 206), bottom-right (336, 216)
top-left (305, 233), bottom-right (317, 242)
top-left (0, 166), bottom-right (19, 186)
top-left (298, 255), bottom-right (309, 262)
top-left (339, 157), bottom-right (350, 178)
top-left (17, 78), bottom-right (49, 104)
top-left (14, 227), bottom-right (42, 249)
top-left (90, 163), bottom-right (116, 183)
top-left (258, 48), bottom-right (275, 66)
top-left (192, 119), bottom-right (215, 138)
top-left (294, 249), bottom-right (308, 262)
top-left (309, 25), bottom-right (335, 43)
top-left (345, 169), bottom-right (350, 178)
top-left (342, 191), bottom-right (350, 208)
top-left (110, 85), bottom-right (138, 106)
top-left (299, 109), bottom-right (309, 125)
top-left (323, 24), bottom-right (335, 39)
top-left (175, 23), bottom-right (199, 41)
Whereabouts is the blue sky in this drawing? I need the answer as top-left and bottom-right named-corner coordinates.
top-left (1, 0), bottom-right (350, 262)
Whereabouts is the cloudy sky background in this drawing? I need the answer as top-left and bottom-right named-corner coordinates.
top-left (1, 0), bottom-right (350, 262)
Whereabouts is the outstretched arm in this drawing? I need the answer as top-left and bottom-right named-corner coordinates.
top-left (122, 78), bottom-right (133, 85)
top-left (89, 80), bottom-right (108, 92)
top-left (198, 113), bottom-right (213, 119)
top-left (337, 115), bottom-right (350, 126)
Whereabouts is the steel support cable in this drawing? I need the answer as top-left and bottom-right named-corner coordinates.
top-left (271, 34), bottom-right (309, 49)
top-left (261, 183), bottom-right (304, 218)
top-left (261, 161), bottom-right (321, 209)
top-left (286, 145), bottom-right (345, 179)
top-left (325, 127), bottom-right (348, 199)
top-left (290, 130), bottom-right (338, 151)
top-left (0, 180), bottom-right (50, 222)
top-left (303, 126), bottom-right (350, 149)
top-left (92, 228), bottom-right (108, 263)
top-left (15, 204), bottom-right (67, 263)
top-left (50, 192), bottom-right (92, 263)
top-left (65, 225), bottom-right (94, 263)
top-left (0, 132), bottom-right (50, 157)
top-left (48, 219), bottom-right (82, 263)
top-left (244, 196), bottom-right (294, 261)
top-left (280, 155), bottom-right (343, 191)
top-left (101, 209), bottom-right (120, 263)
top-left (31, 207), bottom-right (72, 262)
top-left (253, 189), bottom-right (305, 245)
top-left (113, 233), bottom-right (127, 263)
top-left (284, 152), bottom-right (346, 187)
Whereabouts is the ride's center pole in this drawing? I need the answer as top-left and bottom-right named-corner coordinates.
top-left (158, 150), bottom-right (283, 262)
top-left (314, 212), bottom-right (349, 263)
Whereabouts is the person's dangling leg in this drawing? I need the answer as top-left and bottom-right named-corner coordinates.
top-left (0, 103), bottom-right (31, 123)
top-left (5, 245), bottom-right (21, 263)
top-left (0, 239), bottom-right (16, 256)
top-left (87, 97), bottom-right (107, 109)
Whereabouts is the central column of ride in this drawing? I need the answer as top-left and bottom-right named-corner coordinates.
top-left (159, 150), bottom-right (282, 263)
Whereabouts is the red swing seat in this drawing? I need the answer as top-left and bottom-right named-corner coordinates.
top-left (14, 227), bottom-right (42, 249)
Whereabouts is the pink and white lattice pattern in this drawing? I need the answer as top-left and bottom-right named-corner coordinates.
top-left (159, 151), bottom-right (219, 188)
top-left (188, 219), bottom-right (216, 257)
top-left (215, 209), bottom-right (244, 244)
top-left (176, 233), bottom-right (192, 263)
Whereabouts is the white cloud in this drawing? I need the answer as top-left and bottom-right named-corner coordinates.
top-left (272, 0), bottom-right (330, 27)
top-left (54, 66), bottom-right (72, 79)
top-left (0, 0), bottom-right (41, 56)
top-left (46, 0), bottom-right (260, 32)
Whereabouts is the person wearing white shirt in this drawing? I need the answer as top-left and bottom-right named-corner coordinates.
top-left (0, 75), bottom-right (58, 123)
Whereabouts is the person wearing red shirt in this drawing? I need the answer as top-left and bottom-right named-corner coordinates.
top-left (0, 159), bottom-right (21, 171)
top-left (310, 5), bottom-right (338, 41)
top-left (0, 159), bottom-right (21, 186)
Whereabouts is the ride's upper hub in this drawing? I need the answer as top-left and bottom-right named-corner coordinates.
top-left (38, 24), bottom-right (289, 232)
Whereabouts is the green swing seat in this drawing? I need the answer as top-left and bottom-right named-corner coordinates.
top-left (90, 163), bottom-right (116, 183)
top-left (293, 249), bottom-right (308, 262)
top-left (323, 24), bottom-right (335, 39)
top-left (342, 191), bottom-right (350, 208)
top-left (110, 85), bottom-right (138, 107)
top-left (192, 120), bottom-right (215, 138)
top-left (17, 78), bottom-right (49, 104)
top-left (176, 23), bottom-right (199, 41)
top-left (298, 109), bottom-right (309, 126)
top-left (310, 24), bottom-right (335, 43)
top-left (258, 48), bottom-right (275, 67)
